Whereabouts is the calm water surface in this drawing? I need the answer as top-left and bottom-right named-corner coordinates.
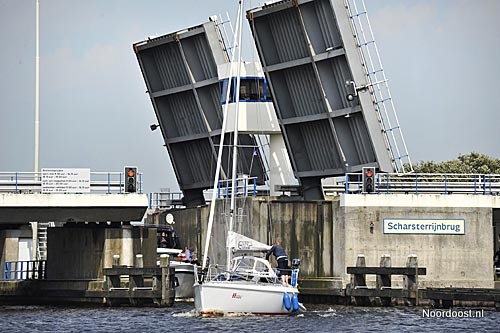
top-left (0, 303), bottom-right (498, 332)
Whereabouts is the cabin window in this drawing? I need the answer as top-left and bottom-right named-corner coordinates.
top-left (254, 260), bottom-right (267, 272)
top-left (220, 77), bottom-right (272, 103)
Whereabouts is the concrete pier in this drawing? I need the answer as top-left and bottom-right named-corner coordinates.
top-left (148, 194), bottom-right (500, 295)
top-left (121, 225), bottom-right (134, 267)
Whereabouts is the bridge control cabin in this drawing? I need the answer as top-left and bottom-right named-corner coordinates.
top-left (217, 62), bottom-right (278, 135)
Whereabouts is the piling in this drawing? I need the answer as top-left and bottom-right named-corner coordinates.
top-left (112, 255), bottom-right (120, 267)
top-left (346, 253), bottom-right (427, 307)
top-left (377, 254), bottom-right (391, 306)
top-left (404, 254), bottom-right (419, 306)
top-left (350, 254), bottom-right (370, 306)
top-left (160, 254), bottom-right (171, 306)
top-left (135, 254), bottom-right (144, 269)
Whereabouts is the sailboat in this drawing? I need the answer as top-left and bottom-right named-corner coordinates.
top-left (194, 230), bottom-right (302, 315)
top-left (193, 0), bottom-right (302, 315)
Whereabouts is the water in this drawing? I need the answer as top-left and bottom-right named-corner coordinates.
top-left (0, 303), bottom-right (498, 332)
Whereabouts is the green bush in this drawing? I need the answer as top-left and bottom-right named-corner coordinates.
top-left (412, 152), bottom-right (500, 174)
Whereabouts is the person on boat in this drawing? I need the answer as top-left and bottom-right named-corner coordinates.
top-left (265, 239), bottom-right (291, 285)
top-left (190, 251), bottom-right (200, 266)
top-left (184, 247), bottom-right (192, 263)
top-left (158, 231), bottom-right (168, 249)
top-left (177, 248), bottom-right (186, 262)
top-left (166, 226), bottom-right (181, 249)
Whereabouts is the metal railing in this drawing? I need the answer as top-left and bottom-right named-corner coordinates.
top-left (149, 191), bottom-right (184, 210)
top-left (3, 260), bottom-right (47, 280)
top-left (323, 173), bottom-right (500, 196)
top-left (0, 171), bottom-right (143, 194)
top-left (217, 176), bottom-right (258, 198)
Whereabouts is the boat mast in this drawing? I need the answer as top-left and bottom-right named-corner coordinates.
top-left (226, 0), bottom-right (244, 270)
top-left (201, 1), bottom-right (244, 271)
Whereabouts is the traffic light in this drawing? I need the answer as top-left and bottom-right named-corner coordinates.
top-left (345, 80), bottom-right (357, 101)
top-left (124, 167), bottom-right (138, 193)
top-left (362, 167), bottom-right (376, 194)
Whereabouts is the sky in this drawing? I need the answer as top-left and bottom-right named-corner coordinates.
top-left (0, 0), bottom-right (499, 194)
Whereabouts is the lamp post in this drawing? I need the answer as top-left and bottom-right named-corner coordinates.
top-left (34, 0), bottom-right (40, 177)
top-left (32, 0), bottom-right (40, 263)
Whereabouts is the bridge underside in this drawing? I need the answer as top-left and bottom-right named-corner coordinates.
top-left (0, 194), bottom-right (148, 225)
top-left (247, 0), bottom-right (397, 199)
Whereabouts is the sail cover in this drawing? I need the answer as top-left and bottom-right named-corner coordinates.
top-left (227, 231), bottom-right (271, 252)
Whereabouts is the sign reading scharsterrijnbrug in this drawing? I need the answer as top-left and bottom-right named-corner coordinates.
top-left (383, 218), bottom-right (465, 235)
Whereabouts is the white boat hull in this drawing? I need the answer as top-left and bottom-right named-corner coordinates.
top-left (194, 281), bottom-right (298, 315)
top-left (170, 261), bottom-right (195, 299)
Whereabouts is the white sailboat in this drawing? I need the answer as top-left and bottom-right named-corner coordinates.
top-left (195, 231), bottom-right (301, 315)
top-left (194, 0), bottom-right (302, 315)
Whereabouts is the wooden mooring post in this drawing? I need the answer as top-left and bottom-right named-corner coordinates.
top-left (346, 254), bottom-right (426, 306)
top-left (160, 254), bottom-right (171, 306)
top-left (103, 253), bottom-right (175, 307)
top-left (135, 254), bottom-right (143, 268)
top-left (348, 254), bottom-right (370, 306)
top-left (113, 254), bottom-right (120, 267)
top-left (403, 254), bottom-right (419, 306)
top-left (376, 254), bottom-right (391, 306)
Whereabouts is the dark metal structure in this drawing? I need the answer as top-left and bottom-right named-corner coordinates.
top-left (248, 0), bottom-right (397, 199)
top-left (134, 20), bottom-right (266, 206)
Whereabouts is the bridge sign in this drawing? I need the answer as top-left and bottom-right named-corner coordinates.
top-left (41, 168), bottom-right (90, 193)
top-left (383, 218), bottom-right (465, 235)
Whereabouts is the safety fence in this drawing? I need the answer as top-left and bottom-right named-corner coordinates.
top-left (3, 260), bottom-right (47, 280)
top-left (323, 173), bottom-right (500, 196)
top-left (0, 171), bottom-right (143, 194)
top-left (148, 176), bottom-right (259, 210)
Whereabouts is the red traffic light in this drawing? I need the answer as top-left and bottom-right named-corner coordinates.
top-left (124, 167), bottom-right (138, 193)
top-left (362, 167), bottom-right (376, 194)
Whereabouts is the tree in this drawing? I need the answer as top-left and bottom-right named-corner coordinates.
top-left (412, 152), bottom-right (500, 174)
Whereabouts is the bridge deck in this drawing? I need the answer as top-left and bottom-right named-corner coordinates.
top-left (0, 193), bottom-right (148, 224)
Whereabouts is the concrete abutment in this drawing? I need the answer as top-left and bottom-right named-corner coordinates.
top-left (150, 194), bottom-right (499, 291)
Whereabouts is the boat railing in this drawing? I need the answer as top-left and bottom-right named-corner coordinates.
top-left (194, 264), bottom-right (225, 283)
top-left (200, 261), bottom-right (281, 284)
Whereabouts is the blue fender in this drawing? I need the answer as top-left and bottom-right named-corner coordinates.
top-left (292, 293), bottom-right (299, 312)
top-left (283, 293), bottom-right (291, 311)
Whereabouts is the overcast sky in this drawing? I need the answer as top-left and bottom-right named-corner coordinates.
top-left (0, 0), bottom-right (499, 194)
